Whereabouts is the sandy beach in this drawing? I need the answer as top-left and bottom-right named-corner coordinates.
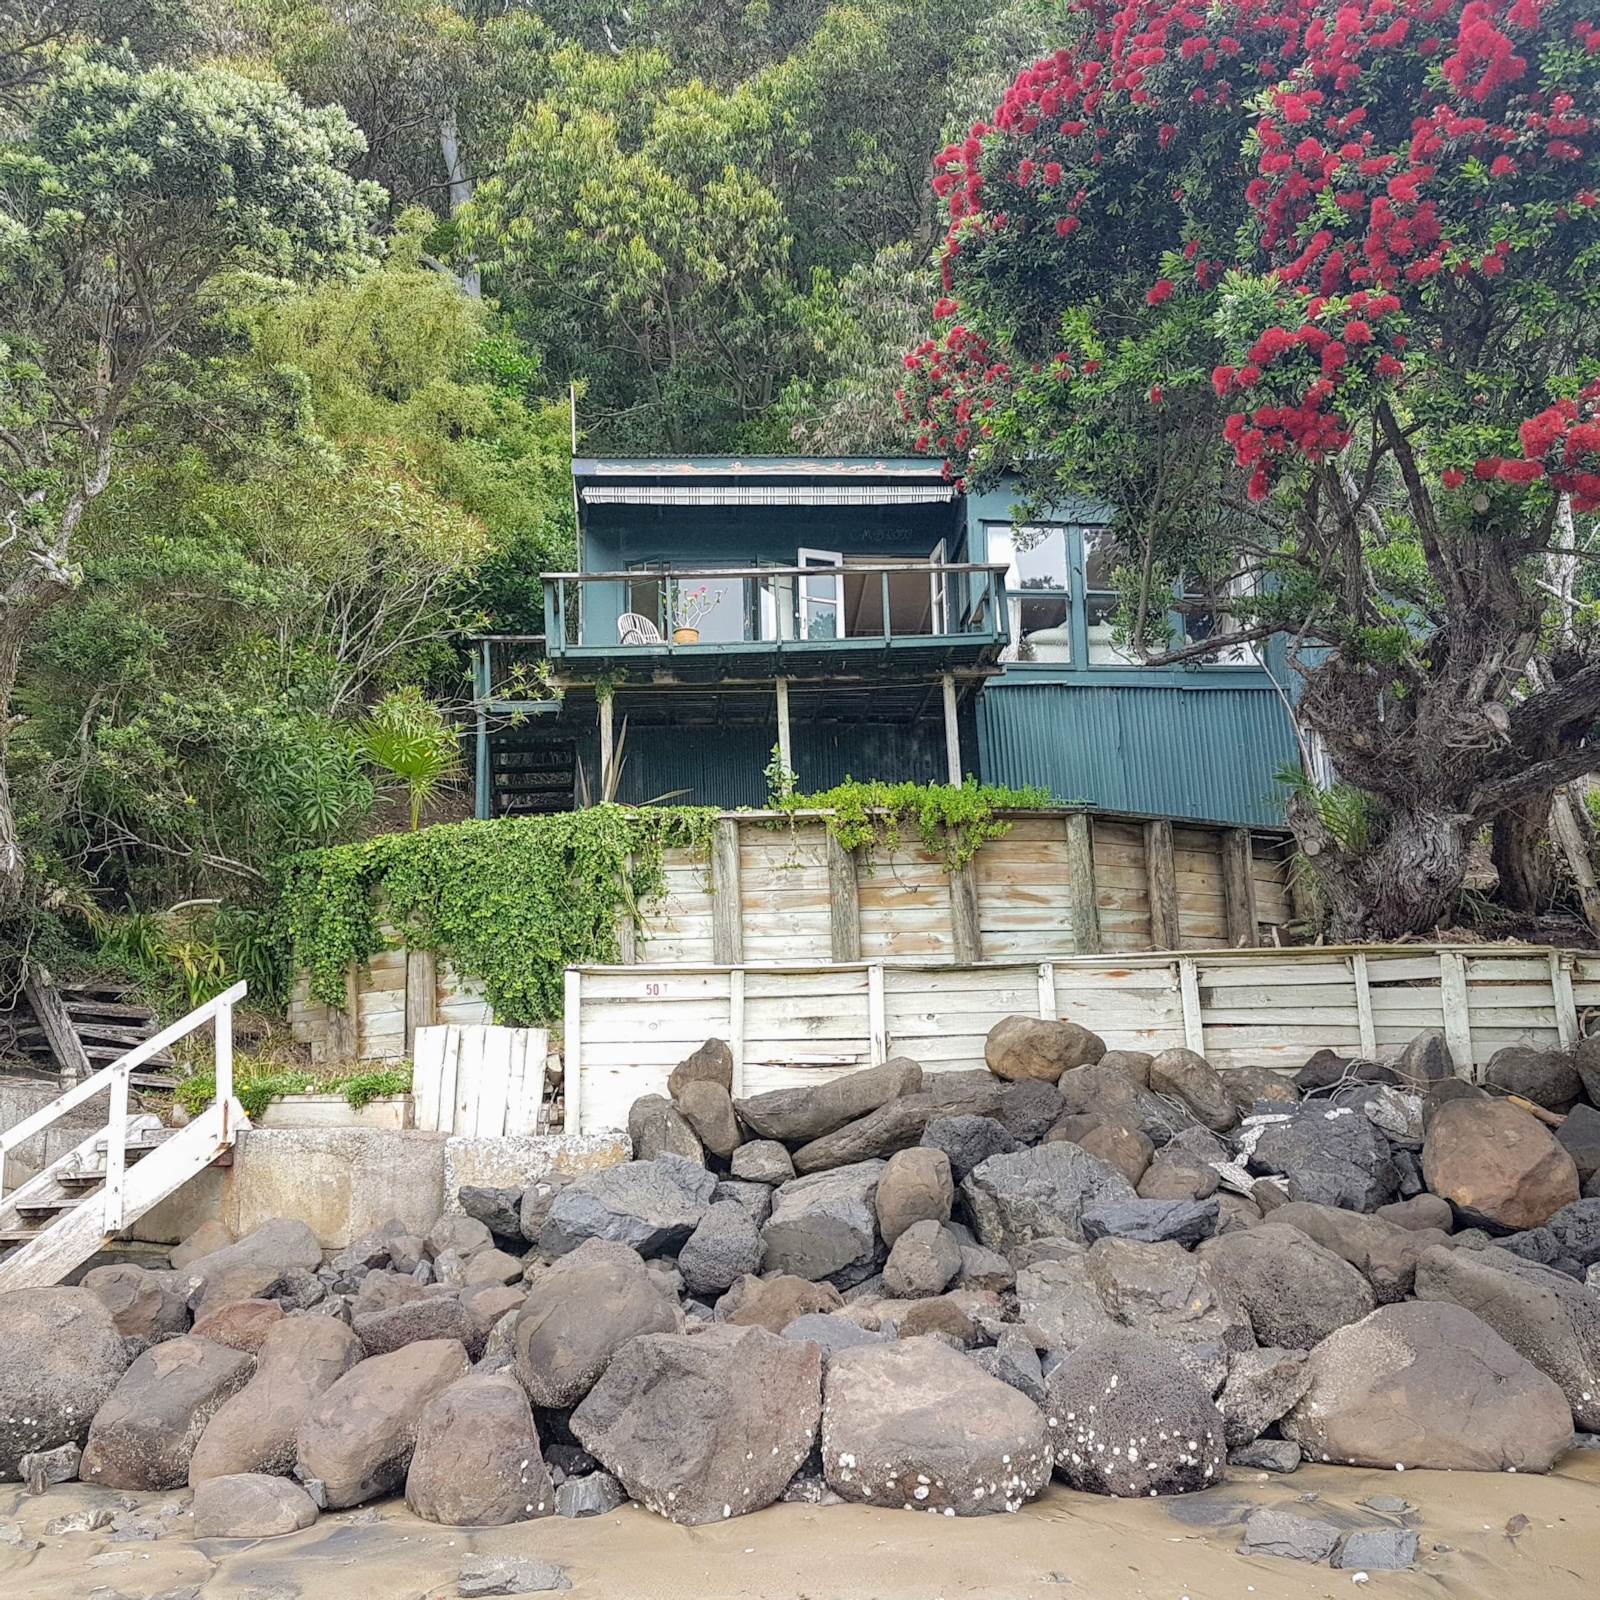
top-left (3, 1448), bottom-right (1596, 1600)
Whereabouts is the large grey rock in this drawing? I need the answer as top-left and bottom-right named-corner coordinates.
top-left (761, 1160), bottom-right (885, 1288)
top-left (1422, 1099), bottom-right (1580, 1230)
top-left (712, 1179), bottom-right (774, 1228)
top-left (1198, 1225), bottom-right (1376, 1351)
top-left (354, 1296), bottom-right (483, 1360)
top-left (1395, 1030), bottom-right (1454, 1087)
top-left (961, 1142), bottom-right (1136, 1253)
top-left (458, 1187), bottom-right (524, 1241)
top-left (191, 1313), bottom-right (364, 1483)
top-left (730, 1140), bottom-right (794, 1184)
top-left (192, 1472), bottom-right (319, 1538)
top-left (1218, 1347), bottom-right (1312, 1448)
top-left (1240, 1506), bottom-right (1339, 1562)
top-left (678, 1202), bottom-right (763, 1298)
top-left (1245, 1103), bottom-right (1399, 1212)
top-left (406, 1371), bottom-right (552, 1525)
top-left (80, 1336), bottom-right (253, 1490)
top-left (721, 1274), bottom-right (843, 1333)
top-left (920, 1115), bottom-right (1020, 1181)
top-left (81, 1264), bottom-right (190, 1340)
top-left (1412, 1243), bottom-right (1600, 1430)
top-left (875, 1146), bottom-right (954, 1244)
top-left (1016, 1255), bottom-right (1118, 1354)
top-left (537, 1155), bottom-right (716, 1259)
top-left (1229, 1439), bottom-right (1301, 1473)
top-left (993, 1079), bottom-right (1072, 1144)
top-left (627, 1095), bottom-right (704, 1165)
top-left (1362, 1085), bottom-right (1425, 1149)
top-left (427, 1214), bottom-right (494, 1261)
top-left (514, 1239), bottom-right (677, 1408)
top-left (1218, 1065), bottom-right (1300, 1115)
top-left (1148, 1049), bottom-right (1236, 1133)
top-left (1282, 1301), bottom-right (1572, 1471)
top-left (882, 1220), bottom-right (962, 1299)
top-left (1057, 1063), bottom-right (1196, 1144)
top-left (572, 1325), bottom-right (821, 1524)
top-left (518, 1178), bottom-right (566, 1246)
top-left (1046, 1332), bottom-right (1223, 1496)
top-left (1081, 1197), bottom-right (1218, 1248)
top-left (781, 1313), bottom-right (886, 1361)
top-left (668, 1037), bottom-right (734, 1099)
top-left (180, 1219), bottom-right (323, 1317)
top-left (1485, 1045), bottom-right (1583, 1111)
top-left (0, 1288), bottom-right (135, 1479)
top-left (677, 1080), bottom-right (741, 1160)
top-left (1556, 1103), bottom-right (1600, 1186)
top-left (555, 1470), bottom-right (625, 1518)
top-left (1269, 1201), bottom-right (1447, 1303)
top-left (969, 1327), bottom-right (1048, 1405)
top-left (1541, 1196), bottom-right (1600, 1269)
top-left (985, 1015), bottom-right (1104, 1083)
top-left (736, 1058), bottom-right (922, 1145)
top-left (821, 1337), bottom-right (1051, 1513)
top-left (1336, 1528), bottom-right (1420, 1571)
top-left (792, 1094), bottom-right (933, 1174)
top-left (296, 1338), bottom-right (470, 1507)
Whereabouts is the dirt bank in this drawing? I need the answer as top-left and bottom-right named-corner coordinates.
top-left (3, 1449), bottom-right (1596, 1600)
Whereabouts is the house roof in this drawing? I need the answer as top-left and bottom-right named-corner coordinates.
top-left (571, 455), bottom-right (946, 481)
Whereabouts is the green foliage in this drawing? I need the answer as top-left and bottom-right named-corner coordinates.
top-left (1276, 764), bottom-right (1375, 855)
top-left (764, 744), bottom-right (797, 806)
top-left (360, 687), bottom-right (463, 832)
top-left (279, 806), bottom-right (718, 1024)
top-left (776, 779), bottom-right (1052, 870)
top-left (175, 1057), bottom-right (411, 1120)
top-left (97, 904), bottom-right (291, 1014)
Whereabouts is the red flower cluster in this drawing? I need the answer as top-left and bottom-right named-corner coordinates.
top-left (1474, 381), bottom-right (1600, 511)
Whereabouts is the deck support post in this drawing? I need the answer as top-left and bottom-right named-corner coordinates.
top-left (1064, 813), bottom-right (1102, 955)
top-left (596, 692), bottom-right (614, 803)
top-left (941, 672), bottom-right (962, 786)
top-left (1221, 828), bottom-right (1259, 947)
top-left (1144, 819), bottom-right (1181, 951)
top-left (775, 677), bottom-right (792, 779)
top-left (474, 709), bottom-right (491, 820)
top-left (711, 819), bottom-right (744, 965)
top-left (826, 832), bottom-right (862, 962)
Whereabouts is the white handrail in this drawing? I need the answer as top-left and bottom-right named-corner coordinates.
top-left (0, 980), bottom-right (247, 1218)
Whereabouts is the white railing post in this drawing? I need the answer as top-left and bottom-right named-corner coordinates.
top-left (102, 1065), bottom-right (129, 1233)
top-left (215, 998), bottom-right (234, 1137)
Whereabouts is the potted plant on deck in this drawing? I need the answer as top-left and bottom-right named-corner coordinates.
top-left (667, 583), bottom-right (724, 644)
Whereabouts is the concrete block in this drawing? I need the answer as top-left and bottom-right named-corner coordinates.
top-left (443, 1132), bottom-right (630, 1208)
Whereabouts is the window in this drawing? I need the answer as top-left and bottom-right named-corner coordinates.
top-left (1177, 570), bottom-right (1258, 664)
top-left (626, 566), bottom-right (746, 643)
top-left (989, 523), bottom-right (1070, 661)
top-left (1083, 527), bottom-right (1138, 665)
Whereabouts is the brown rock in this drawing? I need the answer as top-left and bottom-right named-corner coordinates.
top-left (353, 1295), bottom-right (484, 1360)
top-left (81, 1264), bottom-right (189, 1339)
top-left (1137, 1152), bottom-right (1218, 1201)
top-left (1097, 1050), bottom-right (1154, 1087)
top-left (1076, 1121), bottom-right (1153, 1187)
top-left (894, 1295), bottom-right (976, 1345)
top-left (192, 1472), bottom-right (318, 1538)
top-left (677, 1079), bottom-right (742, 1159)
top-left (1148, 1048), bottom-right (1237, 1132)
top-left (405, 1371), bottom-right (552, 1525)
top-left (1268, 1202), bottom-right (1446, 1303)
top-left (668, 1037), bottom-right (734, 1099)
top-left (985, 1015), bottom-right (1105, 1083)
top-left (1218, 1065), bottom-right (1300, 1114)
top-left (873, 1147), bottom-right (954, 1244)
top-left (1376, 1193), bottom-right (1454, 1233)
top-left (736, 1058), bottom-right (923, 1145)
top-left (1422, 1098), bottom-right (1580, 1230)
top-left (462, 1249), bottom-right (524, 1288)
top-left (791, 1095), bottom-right (933, 1175)
top-left (192, 1298), bottom-right (284, 1353)
top-left (169, 1219), bottom-right (234, 1271)
top-left (721, 1273), bottom-right (842, 1333)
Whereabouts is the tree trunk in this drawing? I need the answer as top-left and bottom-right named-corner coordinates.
top-left (1490, 796), bottom-right (1551, 916)
top-left (439, 109), bottom-right (480, 300)
top-left (0, 615), bottom-right (33, 917)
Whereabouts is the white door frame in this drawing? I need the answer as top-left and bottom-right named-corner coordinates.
top-left (798, 547), bottom-right (844, 640)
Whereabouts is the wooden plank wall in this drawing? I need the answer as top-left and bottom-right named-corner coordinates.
top-left (411, 1024), bottom-right (548, 1136)
top-left (567, 946), bottom-right (1596, 1132)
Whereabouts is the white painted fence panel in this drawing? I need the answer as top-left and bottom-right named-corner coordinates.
top-left (566, 944), bottom-right (1590, 1134)
top-left (412, 1024), bottom-right (548, 1136)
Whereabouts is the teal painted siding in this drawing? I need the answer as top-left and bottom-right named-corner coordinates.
top-left (977, 680), bottom-right (1297, 827)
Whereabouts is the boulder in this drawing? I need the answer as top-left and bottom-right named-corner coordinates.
top-left (920, 1115), bottom-right (1021, 1181)
top-left (514, 1239), bottom-right (677, 1408)
top-left (406, 1371), bottom-right (553, 1525)
top-left (1376, 1193), bottom-right (1454, 1233)
top-left (180, 1219), bottom-right (323, 1317)
top-left (1556, 1103), bottom-right (1600, 1187)
top-left (1295, 1048), bottom-right (1397, 1092)
top-left (926, 1069), bottom-right (1010, 1118)
top-left (1075, 1121), bottom-right (1153, 1187)
top-left (1057, 1063), bottom-right (1196, 1144)
top-left (1198, 1225), bottom-right (1376, 1351)
top-left (1218, 1347), bottom-right (1312, 1448)
top-left (170, 1219), bottom-right (233, 1271)
top-left (1218, 1065), bottom-right (1299, 1115)
top-left (735, 1058), bottom-right (922, 1145)
top-left (1576, 1033), bottom-right (1600, 1106)
top-left (1396, 1030), bottom-right (1455, 1086)
top-left (722, 1273), bottom-right (843, 1333)
top-left (555, 1471), bottom-right (625, 1518)
top-left (1412, 1243), bottom-right (1600, 1430)
top-left (80, 1335), bottom-right (253, 1490)
top-left (463, 1248), bottom-right (524, 1289)
top-left (81, 1264), bottom-right (190, 1340)
top-left (895, 1295), bottom-right (978, 1346)
top-left (875, 1147), bottom-right (954, 1244)
top-left (1245, 1103), bottom-right (1399, 1212)
top-left (537, 1155), bottom-right (716, 1259)
top-left (626, 1095), bottom-right (704, 1165)
top-left (1240, 1506), bottom-right (1339, 1562)
top-left (1135, 1153), bottom-right (1219, 1202)
top-left (1098, 1049), bottom-right (1154, 1086)
top-left (677, 1080), bottom-right (741, 1160)
top-left (1045, 1331), bottom-right (1224, 1496)
top-left (353, 1295), bottom-right (483, 1360)
top-left (985, 1014), bottom-right (1104, 1083)
top-left (712, 1179), bottom-right (774, 1228)
top-left (1545, 1196), bottom-right (1600, 1269)
top-left (961, 1143), bottom-right (1136, 1254)
top-left (1282, 1301), bottom-right (1572, 1472)
top-left (192, 1473), bottom-right (318, 1539)
top-left (972, 1326), bottom-right (1048, 1405)
top-left (458, 1185), bottom-right (525, 1241)
top-left (992, 1079), bottom-right (1070, 1144)
top-left (1148, 1049), bottom-right (1237, 1133)
top-left (1228, 1439), bottom-right (1301, 1473)
top-left (1081, 1197), bottom-right (1218, 1249)
top-left (1269, 1201), bottom-right (1447, 1304)
top-left (678, 1202), bottom-right (763, 1298)
top-left (518, 1179), bottom-right (566, 1246)
top-left (668, 1037), bottom-right (734, 1099)
top-left (0, 1288), bottom-right (135, 1479)
top-left (190, 1313), bottom-right (364, 1482)
top-left (821, 1338), bottom-right (1051, 1514)
top-left (781, 1313), bottom-right (886, 1361)
top-left (296, 1338), bottom-right (470, 1508)
top-left (1422, 1076), bottom-right (1488, 1126)
top-left (1361, 1086), bottom-right (1425, 1149)
top-left (572, 1325), bottom-right (821, 1524)
top-left (730, 1140), bottom-right (794, 1184)
top-left (1422, 1098), bottom-right (1580, 1230)
top-left (791, 1094), bottom-right (933, 1175)
top-left (761, 1160), bottom-right (885, 1288)
top-left (191, 1297), bottom-right (284, 1354)
top-left (1016, 1255), bottom-right (1117, 1353)
top-left (1485, 1045), bottom-right (1583, 1112)
top-left (882, 1220), bottom-right (962, 1299)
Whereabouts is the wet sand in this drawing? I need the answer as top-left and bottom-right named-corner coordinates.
top-left (3, 1449), bottom-right (1596, 1600)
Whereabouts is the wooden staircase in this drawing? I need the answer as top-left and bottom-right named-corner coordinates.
top-left (0, 982), bottom-right (250, 1292)
top-left (14, 973), bottom-right (178, 1086)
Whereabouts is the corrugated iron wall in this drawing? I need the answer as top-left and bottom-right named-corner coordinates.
top-left (977, 681), bottom-right (1297, 826)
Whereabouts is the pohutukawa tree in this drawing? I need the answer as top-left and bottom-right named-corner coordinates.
top-left (904, 0), bottom-right (1600, 939)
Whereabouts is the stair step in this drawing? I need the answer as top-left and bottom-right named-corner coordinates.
top-left (14, 1196), bottom-right (82, 1218)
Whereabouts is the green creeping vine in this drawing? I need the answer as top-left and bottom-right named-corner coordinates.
top-left (278, 806), bottom-right (718, 1025)
top-left (774, 779), bottom-right (1053, 871)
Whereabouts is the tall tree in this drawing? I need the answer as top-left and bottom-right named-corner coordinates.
top-left (906, 0), bottom-right (1600, 938)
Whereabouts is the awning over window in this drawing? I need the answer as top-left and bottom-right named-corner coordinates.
top-left (581, 484), bottom-right (956, 506)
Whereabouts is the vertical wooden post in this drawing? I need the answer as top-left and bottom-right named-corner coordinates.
top-left (614, 853), bottom-right (639, 965)
top-left (940, 672), bottom-right (962, 785)
top-left (596, 692), bottom-right (615, 803)
top-left (474, 708), bottom-right (491, 820)
top-left (1551, 949), bottom-right (1579, 1049)
top-left (562, 968), bottom-right (582, 1134)
top-left (947, 832), bottom-right (981, 966)
top-left (1178, 957), bottom-right (1204, 1054)
top-left (23, 970), bottom-right (92, 1083)
top-left (103, 1065), bottom-right (129, 1233)
top-left (867, 962), bottom-right (887, 1065)
top-left (826, 831), bottom-right (862, 962)
top-left (405, 948), bottom-right (439, 1053)
top-left (728, 968), bottom-right (747, 1096)
top-left (1351, 952), bottom-right (1376, 1057)
top-left (330, 967), bottom-right (360, 1061)
top-left (1438, 950), bottom-right (1473, 1080)
top-left (1037, 961), bottom-right (1056, 1020)
top-left (1221, 828), bottom-right (1259, 947)
top-left (775, 677), bottom-right (792, 779)
top-left (1144, 819), bottom-right (1181, 950)
top-left (711, 818), bottom-right (744, 965)
top-left (1064, 812), bottom-right (1102, 955)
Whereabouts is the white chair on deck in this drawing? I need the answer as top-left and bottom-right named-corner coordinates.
top-left (618, 612), bottom-right (663, 645)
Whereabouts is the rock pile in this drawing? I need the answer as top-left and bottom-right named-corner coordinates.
top-left (1, 1019), bottom-right (1596, 1538)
